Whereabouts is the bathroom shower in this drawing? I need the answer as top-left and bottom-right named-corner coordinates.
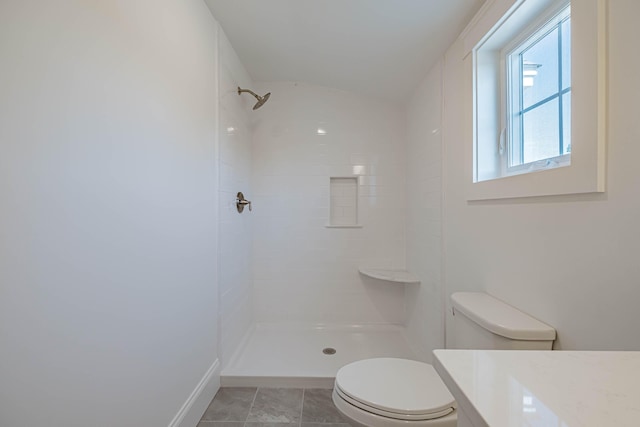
top-left (237, 86), bottom-right (271, 110)
top-left (219, 83), bottom-right (417, 389)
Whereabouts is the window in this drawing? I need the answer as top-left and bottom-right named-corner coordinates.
top-left (464, 0), bottom-right (606, 200)
top-left (506, 6), bottom-right (571, 171)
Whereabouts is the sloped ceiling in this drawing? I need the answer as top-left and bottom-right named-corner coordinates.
top-left (205, 0), bottom-right (483, 104)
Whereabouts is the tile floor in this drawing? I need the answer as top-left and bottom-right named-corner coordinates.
top-left (198, 387), bottom-right (354, 427)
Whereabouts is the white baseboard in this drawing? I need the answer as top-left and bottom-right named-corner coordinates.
top-left (168, 358), bottom-right (220, 427)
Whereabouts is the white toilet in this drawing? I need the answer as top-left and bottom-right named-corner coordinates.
top-left (332, 292), bottom-right (556, 427)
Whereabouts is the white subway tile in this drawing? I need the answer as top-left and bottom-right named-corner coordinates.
top-left (250, 82), bottom-right (407, 324)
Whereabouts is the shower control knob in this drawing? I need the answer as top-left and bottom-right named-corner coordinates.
top-left (236, 192), bottom-right (252, 213)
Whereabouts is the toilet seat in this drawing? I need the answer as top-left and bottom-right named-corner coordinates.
top-left (334, 358), bottom-right (456, 421)
top-left (334, 384), bottom-right (454, 421)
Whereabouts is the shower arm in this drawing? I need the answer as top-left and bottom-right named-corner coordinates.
top-left (237, 87), bottom-right (259, 98)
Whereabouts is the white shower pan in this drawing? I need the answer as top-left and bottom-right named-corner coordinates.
top-left (221, 323), bottom-right (416, 388)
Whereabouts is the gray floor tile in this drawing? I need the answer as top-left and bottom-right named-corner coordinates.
top-left (200, 387), bottom-right (257, 422)
top-left (197, 423), bottom-right (244, 427)
top-left (246, 423), bottom-right (299, 427)
top-left (246, 388), bottom-right (304, 423)
top-left (301, 424), bottom-right (352, 427)
top-left (302, 389), bottom-right (348, 424)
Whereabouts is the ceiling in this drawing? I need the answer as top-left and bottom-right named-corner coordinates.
top-left (205, 0), bottom-right (483, 105)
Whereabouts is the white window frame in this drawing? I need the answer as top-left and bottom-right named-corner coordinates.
top-left (504, 5), bottom-right (571, 175)
top-left (463, 0), bottom-right (607, 200)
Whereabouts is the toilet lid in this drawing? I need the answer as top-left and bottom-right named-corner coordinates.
top-left (334, 358), bottom-right (456, 419)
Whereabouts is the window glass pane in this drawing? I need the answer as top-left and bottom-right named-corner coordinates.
top-left (562, 19), bottom-right (571, 90)
top-left (522, 28), bottom-right (559, 110)
top-left (522, 100), bottom-right (560, 164)
top-left (562, 91), bottom-right (571, 154)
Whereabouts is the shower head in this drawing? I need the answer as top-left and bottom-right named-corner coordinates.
top-left (237, 87), bottom-right (271, 110)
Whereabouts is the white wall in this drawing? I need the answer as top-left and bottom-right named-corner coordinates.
top-left (442, 0), bottom-right (640, 350)
top-left (217, 29), bottom-right (255, 368)
top-left (404, 62), bottom-right (445, 361)
top-left (0, 1), bottom-right (220, 426)
top-left (251, 82), bottom-right (407, 324)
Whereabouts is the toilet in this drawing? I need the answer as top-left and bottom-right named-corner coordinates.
top-left (332, 292), bottom-right (556, 427)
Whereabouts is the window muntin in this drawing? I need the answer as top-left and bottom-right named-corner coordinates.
top-left (507, 7), bottom-right (571, 169)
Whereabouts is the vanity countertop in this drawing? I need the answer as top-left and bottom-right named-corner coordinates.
top-left (433, 350), bottom-right (640, 427)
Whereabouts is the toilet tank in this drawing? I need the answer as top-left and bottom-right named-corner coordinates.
top-left (451, 292), bottom-right (556, 350)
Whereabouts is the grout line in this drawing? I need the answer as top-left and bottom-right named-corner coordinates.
top-left (299, 388), bottom-right (305, 427)
top-left (244, 387), bottom-right (259, 426)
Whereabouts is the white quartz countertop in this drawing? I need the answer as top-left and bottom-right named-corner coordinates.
top-left (433, 350), bottom-right (640, 427)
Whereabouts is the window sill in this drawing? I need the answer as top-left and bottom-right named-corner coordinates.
top-left (467, 162), bottom-right (601, 201)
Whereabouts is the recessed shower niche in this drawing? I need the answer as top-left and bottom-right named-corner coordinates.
top-left (328, 177), bottom-right (361, 227)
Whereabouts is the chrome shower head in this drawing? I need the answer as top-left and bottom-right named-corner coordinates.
top-left (237, 87), bottom-right (271, 110)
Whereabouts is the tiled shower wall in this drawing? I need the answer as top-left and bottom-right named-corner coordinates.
top-left (217, 28), bottom-right (254, 367)
top-left (250, 82), bottom-right (407, 324)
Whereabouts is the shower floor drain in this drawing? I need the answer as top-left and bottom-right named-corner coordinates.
top-left (322, 347), bottom-right (336, 355)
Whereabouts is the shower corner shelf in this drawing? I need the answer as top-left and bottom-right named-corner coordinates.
top-left (358, 267), bottom-right (420, 284)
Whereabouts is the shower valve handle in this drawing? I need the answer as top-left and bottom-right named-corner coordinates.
top-left (236, 192), bottom-right (252, 213)
top-left (238, 199), bottom-right (252, 210)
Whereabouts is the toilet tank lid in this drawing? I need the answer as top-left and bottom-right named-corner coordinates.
top-left (451, 292), bottom-right (556, 341)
